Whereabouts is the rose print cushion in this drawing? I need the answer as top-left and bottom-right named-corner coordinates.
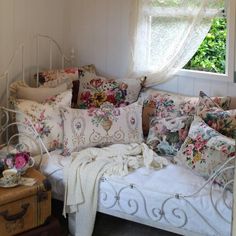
top-left (146, 116), bottom-right (193, 157)
top-left (176, 116), bottom-right (235, 190)
top-left (13, 90), bottom-right (72, 155)
top-left (142, 90), bottom-right (231, 136)
top-left (35, 64), bottom-right (96, 88)
top-left (71, 74), bottom-right (143, 109)
top-left (60, 102), bottom-right (144, 156)
top-left (197, 91), bottom-right (231, 113)
top-left (197, 91), bottom-right (236, 138)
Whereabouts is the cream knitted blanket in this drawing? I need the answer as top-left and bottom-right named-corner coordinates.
top-left (63, 143), bottom-right (168, 236)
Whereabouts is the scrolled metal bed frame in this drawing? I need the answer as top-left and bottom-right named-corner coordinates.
top-left (0, 34), bottom-right (235, 236)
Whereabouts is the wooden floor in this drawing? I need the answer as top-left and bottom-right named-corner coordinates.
top-left (52, 199), bottom-right (179, 236)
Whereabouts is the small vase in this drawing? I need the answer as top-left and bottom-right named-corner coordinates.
top-left (101, 118), bottom-right (112, 132)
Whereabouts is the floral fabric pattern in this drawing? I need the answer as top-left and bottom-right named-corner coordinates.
top-left (147, 116), bottom-right (193, 156)
top-left (72, 75), bottom-right (142, 109)
top-left (35, 64), bottom-right (96, 88)
top-left (176, 116), bottom-right (235, 190)
top-left (197, 91), bottom-right (236, 139)
top-left (36, 67), bottom-right (78, 88)
top-left (14, 90), bottom-right (71, 155)
top-left (142, 90), bottom-right (231, 136)
top-left (198, 106), bottom-right (236, 139)
top-left (60, 102), bottom-right (143, 156)
top-left (197, 91), bottom-right (231, 113)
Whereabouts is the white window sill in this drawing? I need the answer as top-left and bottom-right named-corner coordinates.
top-left (177, 69), bottom-right (233, 83)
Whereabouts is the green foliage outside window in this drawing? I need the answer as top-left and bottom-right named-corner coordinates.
top-left (184, 18), bottom-right (227, 74)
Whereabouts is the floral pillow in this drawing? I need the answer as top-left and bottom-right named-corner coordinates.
top-left (197, 91), bottom-right (236, 139)
top-left (142, 90), bottom-right (231, 136)
top-left (13, 90), bottom-right (72, 155)
top-left (71, 75), bottom-right (143, 109)
top-left (35, 64), bottom-right (96, 88)
top-left (60, 102), bottom-right (144, 156)
top-left (196, 91), bottom-right (231, 113)
top-left (147, 116), bottom-right (193, 157)
top-left (176, 116), bottom-right (235, 190)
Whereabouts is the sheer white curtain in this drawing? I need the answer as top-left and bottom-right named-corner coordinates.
top-left (128, 0), bottom-right (225, 87)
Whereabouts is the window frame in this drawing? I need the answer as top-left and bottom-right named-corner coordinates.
top-left (177, 0), bottom-right (236, 82)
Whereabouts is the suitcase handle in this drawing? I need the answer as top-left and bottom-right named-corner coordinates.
top-left (0, 203), bottom-right (30, 221)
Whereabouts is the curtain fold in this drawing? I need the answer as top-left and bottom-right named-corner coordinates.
top-left (128, 0), bottom-right (225, 87)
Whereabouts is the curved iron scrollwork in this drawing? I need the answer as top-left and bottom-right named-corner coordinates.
top-left (98, 156), bottom-right (235, 236)
top-left (0, 107), bottom-right (52, 169)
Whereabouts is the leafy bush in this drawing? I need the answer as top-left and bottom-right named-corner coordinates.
top-left (184, 18), bottom-right (226, 74)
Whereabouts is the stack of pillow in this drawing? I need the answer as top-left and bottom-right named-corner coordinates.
top-left (144, 89), bottom-right (234, 190)
top-left (11, 65), bottom-right (144, 156)
top-left (11, 65), bottom-right (235, 191)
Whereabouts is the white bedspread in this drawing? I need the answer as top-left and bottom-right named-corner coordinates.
top-left (40, 148), bottom-right (233, 236)
top-left (63, 143), bottom-right (168, 236)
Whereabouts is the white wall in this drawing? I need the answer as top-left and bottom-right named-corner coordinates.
top-left (0, 0), bottom-right (235, 99)
top-left (67, 0), bottom-right (236, 98)
top-left (0, 0), bottom-right (70, 105)
top-left (0, 0), bottom-right (68, 77)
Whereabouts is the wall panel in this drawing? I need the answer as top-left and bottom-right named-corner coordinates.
top-left (67, 0), bottom-right (236, 97)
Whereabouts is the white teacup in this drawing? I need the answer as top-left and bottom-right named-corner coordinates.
top-left (2, 169), bottom-right (20, 186)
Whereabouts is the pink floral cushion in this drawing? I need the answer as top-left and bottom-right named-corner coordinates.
top-left (35, 64), bottom-right (96, 88)
top-left (199, 108), bottom-right (236, 139)
top-left (142, 90), bottom-right (231, 136)
top-left (176, 116), bottom-right (235, 190)
top-left (147, 116), bottom-right (193, 157)
top-left (14, 90), bottom-right (72, 155)
top-left (71, 75), bottom-right (143, 109)
top-left (60, 102), bottom-right (143, 156)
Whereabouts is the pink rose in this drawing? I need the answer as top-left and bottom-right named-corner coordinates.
top-left (14, 152), bottom-right (30, 170)
top-left (34, 123), bottom-right (44, 133)
top-left (15, 156), bottom-right (27, 169)
top-left (184, 144), bottom-right (194, 156)
top-left (90, 78), bottom-right (103, 88)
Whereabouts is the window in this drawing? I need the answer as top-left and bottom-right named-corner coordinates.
top-left (179, 0), bottom-right (236, 81)
top-left (131, 0), bottom-right (236, 84)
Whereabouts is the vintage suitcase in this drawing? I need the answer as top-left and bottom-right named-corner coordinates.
top-left (0, 168), bottom-right (51, 236)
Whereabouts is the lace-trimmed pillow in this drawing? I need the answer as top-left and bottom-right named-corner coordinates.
top-left (60, 102), bottom-right (144, 156)
top-left (176, 116), bottom-right (235, 191)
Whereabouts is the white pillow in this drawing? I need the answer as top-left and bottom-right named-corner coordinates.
top-left (60, 102), bottom-right (144, 156)
top-left (16, 82), bottom-right (68, 102)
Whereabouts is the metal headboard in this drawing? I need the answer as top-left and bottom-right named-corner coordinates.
top-left (0, 34), bottom-right (75, 107)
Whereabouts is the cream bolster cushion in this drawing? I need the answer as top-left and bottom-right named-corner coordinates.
top-left (16, 82), bottom-right (68, 102)
top-left (60, 101), bottom-right (144, 156)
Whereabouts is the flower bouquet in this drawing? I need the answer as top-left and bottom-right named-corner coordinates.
top-left (0, 151), bottom-right (35, 176)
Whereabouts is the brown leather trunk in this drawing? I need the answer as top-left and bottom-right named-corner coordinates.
top-left (0, 168), bottom-right (51, 236)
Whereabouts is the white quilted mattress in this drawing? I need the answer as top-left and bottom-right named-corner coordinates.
top-left (40, 149), bottom-right (232, 236)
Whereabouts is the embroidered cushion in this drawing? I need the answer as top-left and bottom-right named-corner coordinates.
top-left (71, 74), bottom-right (143, 109)
top-left (60, 102), bottom-right (144, 156)
top-left (146, 116), bottom-right (193, 157)
top-left (13, 90), bottom-right (72, 155)
top-left (142, 90), bottom-right (231, 136)
top-left (176, 116), bottom-right (235, 190)
top-left (197, 91), bottom-right (236, 139)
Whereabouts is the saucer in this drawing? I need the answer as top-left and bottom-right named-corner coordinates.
top-left (0, 178), bottom-right (20, 188)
